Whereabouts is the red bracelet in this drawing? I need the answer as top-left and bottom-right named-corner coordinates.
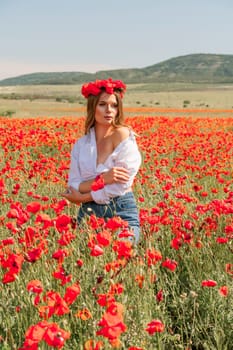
top-left (91, 174), bottom-right (105, 191)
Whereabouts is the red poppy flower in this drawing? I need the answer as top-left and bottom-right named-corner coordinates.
top-left (105, 216), bottom-right (128, 230)
top-left (112, 240), bottom-right (133, 259)
top-left (201, 279), bottom-right (217, 287)
top-left (171, 237), bottom-right (183, 250)
top-left (162, 258), bottom-right (178, 271)
top-left (81, 83), bottom-right (101, 98)
top-left (55, 214), bottom-right (71, 233)
top-left (35, 213), bottom-right (53, 229)
top-left (96, 293), bottom-right (115, 307)
top-left (43, 322), bottom-right (70, 348)
top-left (91, 175), bottom-right (105, 191)
top-left (84, 339), bottom-right (104, 350)
top-left (109, 283), bottom-right (124, 295)
top-left (27, 280), bottom-right (43, 294)
top-left (20, 321), bottom-right (48, 348)
top-left (216, 237), bottom-right (228, 244)
top-left (96, 230), bottom-right (112, 247)
top-left (52, 249), bottom-right (69, 263)
top-left (63, 282), bottom-right (81, 305)
top-left (225, 224), bottom-right (233, 235)
top-left (89, 214), bottom-right (105, 229)
top-left (7, 208), bottom-right (20, 219)
top-left (2, 272), bottom-right (17, 284)
top-left (75, 308), bottom-right (92, 321)
top-left (156, 289), bottom-right (163, 303)
top-left (57, 231), bottom-right (76, 246)
top-left (90, 245), bottom-right (104, 257)
top-left (97, 302), bottom-right (127, 342)
top-left (2, 253), bottom-right (24, 284)
top-left (76, 259), bottom-right (83, 267)
top-left (26, 247), bottom-right (44, 263)
top-left (218, 285), bottom-right (229, 297)
top-left (145, 319), bottom-right (165, 334)
top-left (1, 237), bottom-right (15, 246)
top-left (184, 220), bottom-right (194, 230)
top-left (51, 199), bottom-right (68, 215)
top-left (146, 248), bottom-right (162, 267)
top-left (135, 274), bottom-right (144, 289)
top-left (41, 291), bottom-right (70, 318)
top-left (26, 201), bottom-right (41, 214)
top-left (52, 265), bottom-right (72, 286)
top-left (118, 229), bottom-right (135, 239)
top-left (225, 263), bottom-right (233, 275)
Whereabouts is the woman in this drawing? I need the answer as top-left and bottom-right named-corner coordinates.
top-left (62, 78), bottom-right (141, 243)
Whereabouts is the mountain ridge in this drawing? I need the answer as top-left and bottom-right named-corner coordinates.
top-left (1, 53), bottom-right (233, 86)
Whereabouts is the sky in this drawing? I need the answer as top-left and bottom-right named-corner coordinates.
top-left (0, 0), bottom-right (233, 80)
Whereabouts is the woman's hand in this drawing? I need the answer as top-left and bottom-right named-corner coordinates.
top-left (102, 167), bottom-right (130, 185)
top-left (60, 187), bottom-right (84, 204)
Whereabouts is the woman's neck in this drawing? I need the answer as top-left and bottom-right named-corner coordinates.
top-left (94, 124), bottom-right (113, 143)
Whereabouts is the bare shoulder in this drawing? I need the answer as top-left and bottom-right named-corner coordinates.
top-left (112, 126), bottom-right (130, 147)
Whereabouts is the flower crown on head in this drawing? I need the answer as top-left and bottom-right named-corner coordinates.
top-left (81, 78), bottom-right (126, 98)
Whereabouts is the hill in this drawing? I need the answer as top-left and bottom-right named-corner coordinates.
top-left (1, 53), bottom-right (233, 86)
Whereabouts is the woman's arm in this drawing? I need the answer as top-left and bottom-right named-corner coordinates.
top-left (62, 166), bottom-right (131, 205)
top-left (61, 187), bottom-right (93, 204)
top-left (78, 167), bottom-right (130, 193)
top-left (78, 179), bottom-right (95, 193)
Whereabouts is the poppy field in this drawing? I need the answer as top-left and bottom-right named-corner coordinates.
top-left (0, 113), bottom-right (233, 349)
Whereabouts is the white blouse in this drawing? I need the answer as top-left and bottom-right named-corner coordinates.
top-left (68, 127), bottom-right (141, 204)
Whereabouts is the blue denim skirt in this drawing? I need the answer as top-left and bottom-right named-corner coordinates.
top-left (77, 192), bottom-right (140, 243)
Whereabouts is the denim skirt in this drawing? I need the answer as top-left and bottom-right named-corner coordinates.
top-left (77, 191), bottom-right (140, 243)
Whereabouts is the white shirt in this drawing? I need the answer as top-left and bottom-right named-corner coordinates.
top-left (68, 127), bottom-right (141, 204)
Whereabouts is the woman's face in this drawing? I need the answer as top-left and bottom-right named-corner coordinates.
top-left (94, 92), bottom-right (118, 126)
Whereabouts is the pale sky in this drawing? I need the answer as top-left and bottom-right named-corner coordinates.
top-left (0, 0), bottom-right (233, 80)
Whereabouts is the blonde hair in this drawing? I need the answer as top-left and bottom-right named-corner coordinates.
top-left (84, 92), bottom-right (125, 134)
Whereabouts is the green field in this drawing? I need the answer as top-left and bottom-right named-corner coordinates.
top-left (1, 83), bottom-right (233, 118)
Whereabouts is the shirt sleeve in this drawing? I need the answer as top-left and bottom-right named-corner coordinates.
top-left (68, 141), bottom-right (83, 190)
top-left (91, 136), bottom-right (141, 204)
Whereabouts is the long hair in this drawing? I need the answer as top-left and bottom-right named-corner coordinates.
top-left (84, 91), bottom-right (125, 134)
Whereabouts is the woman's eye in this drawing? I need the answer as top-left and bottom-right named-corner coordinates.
top-left (98, 102), bottom-right (118, 108)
